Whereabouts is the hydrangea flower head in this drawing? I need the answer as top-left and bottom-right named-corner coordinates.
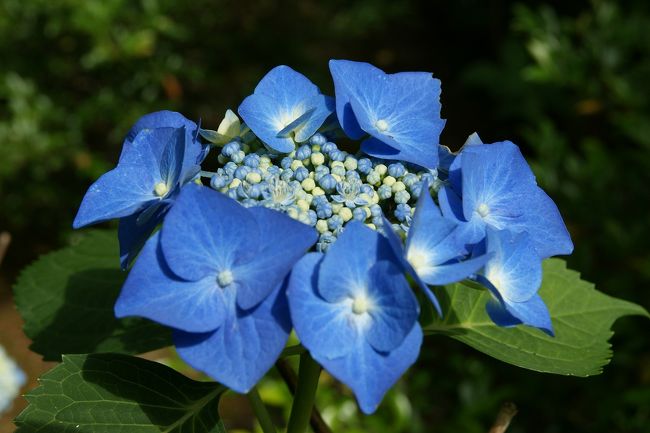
top-left (329, 59), bottom-right (444, 169)
top-left (238, 65), bottom-right (334, 153)
top-left (288, 222), bottom-right (422, 413)
top-left (115, 184), bottom-right (317, 391)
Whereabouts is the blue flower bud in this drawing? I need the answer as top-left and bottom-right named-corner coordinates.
top-left (224, 162), bottom-right (238, 176)
top-left (329, 150), bottom-right (346, 162)
top-left (310, 133), bottom-right (327, 146)
top-left (265, 166), bottom-right (281, 177)
top-left (371, 215), bottom-right (384, 227)
top-left (312, 195), bottom-right (329, 208)
top-left (319, 174), bottom-right (338, 191)
top-left (296, 144), bottom-right (312, 160)
top-left (321, 141), bottom-right (338, 154)
top-left (353, 207), bottom-right (367, 221)
top-left (377, 184), bottom-right (392, 200)
top-left (388, 163), bottom-right (406, 178)
top-left (346, 170), bottom-right (361, 180)
top-left (247, 183), bottom-right (264, 199)
top-left (243, 153), bottom-right (260, 168)
top-left (316, 202), bottom-right (333, 219)
top-left (402, 173), bottom-right (418, 187)
top-left (410, 181), bottom-right (423, 197)
top-left (316, 233), bottom-right (336, 252)
top-left (331, 164), bottom-right (346, 177)
top-left (307, 209), bottom-right (318, 225)
top-left (369, 204), bottom-right (382, 217)
top-left (227, 188), bottom-right (239, 199)
top-left (294, 166), bottom-right (309, 181)
top-left (394, 203), bottom-right (412, 222)
top-left (394, 190), bottom-right (411, 204)
top-left (231, 150), bottom-right (245, 164)
top-left (280, 157), bottom-right (293, 169)
top-left (357, 158), bottom-right (373, 174)
top-left (210, 174), bottom-right (230, 189)
top-left (327, 215), bottom-right (344, 231)
top-left (234, 165), bottom-right (251, 180)
top-left (280, 169), bottom-right (294, 182)
top-left (222, 141), bottom-right (240, 157)
top-left (314, 165), bottom-right (330, 180)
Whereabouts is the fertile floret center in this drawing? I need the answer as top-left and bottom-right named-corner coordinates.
top-left (217, 270), bottom-right (234, 288)
top-left (352, 294), bottom-right (371, 315)
top-left (477, 203), bottom-right (490, 218)
top-left (154, 182), bottom-right (169, 197)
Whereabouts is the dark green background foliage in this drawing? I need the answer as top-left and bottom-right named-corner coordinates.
top-left (1, 0), bottom-right (648, 431)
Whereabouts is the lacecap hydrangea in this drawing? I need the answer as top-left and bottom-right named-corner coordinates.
top-left (74, 59), bottom-right (573, 414)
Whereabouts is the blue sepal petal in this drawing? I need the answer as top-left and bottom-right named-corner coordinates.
top-left (174, 282), bottom-right (292, 393)
top-left (114, 232), bottom-right (227, 333)
top-left (117, 204), bottom-right (168, 269)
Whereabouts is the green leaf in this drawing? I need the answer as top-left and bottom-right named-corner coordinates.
top-left (424, 258), bottom-right (649, 376)
top-left (15, 353), bottom-right (227, 433)
top-left (14, 230), bottom-right (172, 361)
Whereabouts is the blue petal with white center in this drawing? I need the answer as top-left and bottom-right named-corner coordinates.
top-left (73, 127), bottom-right (186, 229)
top-left (174, 281), bottom-right (292, 393)
top-left (288, 224), bottom-right (421, 412)
top-left (329, 59), bottom-right (444, 169)
top-left (114, 232), bottom-right (227, 333)
top-left (443, 141), bottom-right (573, 258)
top-left (238, 66), bottom-right (334, 153)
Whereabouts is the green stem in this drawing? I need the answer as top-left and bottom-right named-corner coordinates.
top-left (247, 387), bottom-right (277, 433)
top-left (286, 353), bottom-right (321, 433)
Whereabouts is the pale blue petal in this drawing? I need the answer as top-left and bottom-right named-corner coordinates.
top-left (114, 232), bottom-right (227, 333)
top-left (484, 228), bottom-right (542, 303)
top-left (287, 253), bottom-right (359, 360)
top-left (364, 260), bottom-right (419, 352)
top-left (314, 324), bottom-right (422, 414)
top-left (161, 184), bottom-right (259, 281)
top-left (329, 59), bottom-right (382, 139)
top-left (238, 93), bottom-right (297, 152)
top-left (174, 282), bottom-right (291, 393)
top-left (317, 222), bottom-right (392, 302)
top-left (234, 206), bottom-right (318, 310)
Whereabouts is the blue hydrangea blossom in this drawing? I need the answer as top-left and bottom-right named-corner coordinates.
top-left (239, 65), bottom-right (334, 153)
top-left (329, 59), bottom-right (444, 169)
top-left (438, 140), bottom-right (573, 258)
top-left (287, 223), bottom-right (422, 413)
top-left (115, 184), bottom-right (317, 391)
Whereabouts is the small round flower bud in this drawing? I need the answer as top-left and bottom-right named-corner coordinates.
top-left (310, 133), bottom-right (327, 146)
top-left (234, 165), bottom-right (251, 180)
top-left (243, 153), bottom-right (260, 168)
top-left (316, 219), bottom-right (329, 234)
top-left (394, 190), bottom-right (411, 204)
top-left (331, 164), bottom-right (346, 177)
top-left (290, 160), bottom-right (304, 171)
top-left (222, 141), bottom-right (240, 157)
top-left (294, 166), bottom-right (309, 181)
top-left (319, 174), bottom-right (337, 191)
top-left (388, 163), bottom-right (406, 178)
top-left (312, 187), bottom-right (325, 196)
top-left (375, 164), bottom-right (388, 176)
top-left (382, 176), bottom-right (396, 186)
top-left (301, 178), bottom-right (316, 192)
top-left (353, 207), bottom-right (367, 221)
top-left (344, 156), bottom-right (358, 171)
top-left (339, 207), bottom-right (353, 222)
top-left (229, 178), bottom-right (242, 189)
top-left (316, 202), bottom-right (333, 219)
top-left (402, 173), bottom-right (418, 187)
top-left (366, 171), bottom-right (381, 185)
top-left (246, 172), bottom-right (262, 184)
top-left (321, 141), bottom-right (337, 154)
top-left (280, 169), bottom-right (294, 182)
top-left (296, 144), bottom-right (312, 160)
top-left (357, 158), bottom-right (373, 174)
top-left (394, 203), bottom-right (412, 222)
top-left (311, 152), bottom-right (325, 166)
top-left (280, 157), bottom-right (293, 169)
top-left (392, 181), bottom-right (406, 193)
top-left (329, 150), bottom-right (346, 162)
top-left (231, 150), bottom-right (245, 164)
top-left (210, 174), bottom-right (229, 189)
top-left (327, 215), bottom-right (344, 230)
top-left (369, 204), bottom-right (382, 217)
top-left (377, 185), bottom-right (392, 200)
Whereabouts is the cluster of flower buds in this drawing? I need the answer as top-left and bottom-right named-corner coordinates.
top-left (73, 60), bottom-right (572, 413)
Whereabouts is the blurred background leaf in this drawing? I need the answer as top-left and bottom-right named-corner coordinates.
top-left (1, 0), bottom-right (649, 432)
